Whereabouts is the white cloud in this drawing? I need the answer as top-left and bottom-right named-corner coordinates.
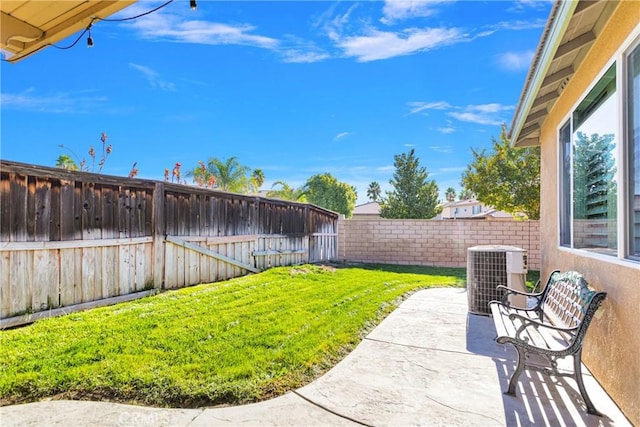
top-left (408, 101), bottom-right (513, 126)
top-left (0, 88), bottom-right (107, 113)
top-left (380, 0), bottom-right (447, 24)
top-left (489, 19), bottom-right (547, 31)
top-left (437, 127), bottom-right (456, 134)
top-left (448, 111), bottom-right (502, 126)
top-left (337, 27), bottom-right (466, 62)
top-left (377, 165), bottom-right (395, 172)
top-left (450, 103), bottom-right (513, 126)
top-left (467, 103), bottom-right (514, 114)
top-left (281, 49), bottom-right (330, 64)
top-left (496, 50), bottom-right (534, 72)
top-left (334, 132), bottom-right (353, 141)
top-left (126, 8), bottom-right (333, 63)
top-left (407, 101), bottom-right (451, 115)
top-left (127, 9), bottom-right (278, 49)
top-left (430, 146), bottom-right (453, 153)
top-left (129, 63), bottom-right (176, 91)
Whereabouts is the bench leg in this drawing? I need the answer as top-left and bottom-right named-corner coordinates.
top-left (574, 349), bottom-right (602, 416)
top-left (506, 346), bottom-right (526, 396)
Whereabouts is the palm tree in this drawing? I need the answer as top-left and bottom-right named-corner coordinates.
top-left (445, 187), bottom-right (456, 202)
top-left (188, 157), bottom-right (251, 192)
top-left (267, 181), bottom-right (307, 202)
top-left (459, 188), bottom-right (473, 200)
top-left (366, 181), bottom-right (381, 202)
top-left (250, 169), bottom-right (265, 193)
top-left (55, 154), bottom-right (78, 171)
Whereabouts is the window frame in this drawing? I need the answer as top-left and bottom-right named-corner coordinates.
top-left (556, 31), bottom-right (640, 264)
top-left (623, 37), bottom-right (640, 261)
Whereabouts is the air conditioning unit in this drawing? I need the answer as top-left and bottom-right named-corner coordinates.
top-left (466, 245), bottom-right (528, 315)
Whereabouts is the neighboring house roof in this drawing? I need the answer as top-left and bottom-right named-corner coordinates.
top-left (353, 202), bottom-right (381, 215)
top-left (1, 1), bottom-right (136, 63)
top-left (441, 199), bottom-right (481, 208)
top-left (470, 209), bottom-right (517, 220)
top-left (509, 1), bottom-right (618, 147)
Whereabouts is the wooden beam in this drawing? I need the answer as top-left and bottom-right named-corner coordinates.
top-left (253, 250), bottom-right (307, 256)
top-left (514, 137), bottom-right (540, 148)
top-left (1, 11), bottom-right (42, 47)
top-left (1, 237), bottom-right (152, 251)
top-left (532, 90), bottom-right (560, 108)
top-left (574, 0), bottom-right (599, 15)
top-left (1, 290), bottom-right (157, 329)
top-left (524, 108), bottom-right (548, 124)
top-left (166, 235), bottom-right (260, 273)
top-left (555, 31), bottom-right (595, 60)
top-left (541, 66), bottom-right (573, 88)
top-left (152, 182), bottom-right (165, 289)
top-left (519, 123), bottom-right (540, 137)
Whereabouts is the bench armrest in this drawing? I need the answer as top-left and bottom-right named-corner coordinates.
top-left (496, 285), bottom-right (544, 307)
top-left (496, 284), bottom-right (544, 298)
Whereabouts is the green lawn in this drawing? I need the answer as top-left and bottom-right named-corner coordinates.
top-left (0, 263), bottom-right (538, 408)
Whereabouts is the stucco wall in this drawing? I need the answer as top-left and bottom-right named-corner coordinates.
top-left (338, 219), bottom-right (540, 270)
top-left (538, 2), bottom-right (640, 423)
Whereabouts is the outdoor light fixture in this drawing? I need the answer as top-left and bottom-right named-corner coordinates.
top-left (190, 0), bottom-right (197, 10)
top-left (86, 26), bottom-right (94, 47)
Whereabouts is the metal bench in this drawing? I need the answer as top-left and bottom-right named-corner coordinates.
top-left (489, 270), bottom-right (607, 415)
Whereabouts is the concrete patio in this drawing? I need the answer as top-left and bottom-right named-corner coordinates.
top-left (0, 287), bottom-right (631, 426)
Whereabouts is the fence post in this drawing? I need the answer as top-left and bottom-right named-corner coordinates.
top-left (152, 182), bottom-right (165, 289)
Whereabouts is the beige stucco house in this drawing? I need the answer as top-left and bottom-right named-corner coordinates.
top-left (509, 1), bottom-right (639, 423)
top-left (438, 199), bottom-right (516, 220)
top-left (351, 202), bottom-right (382, 219)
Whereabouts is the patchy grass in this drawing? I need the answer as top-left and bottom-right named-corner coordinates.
top-left (0, 263), bottom-right (466, 408)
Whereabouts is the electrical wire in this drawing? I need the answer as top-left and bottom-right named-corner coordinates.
top-left (97, 0), bottom-right (174, 22)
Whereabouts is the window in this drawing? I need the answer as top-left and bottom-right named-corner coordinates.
top-left (573, 64), bottom-right (618, 255)
top-left (558, 40), bottom-right (640, 262)
top-left (628, 43), bottom-right (640, 260)
top-left (472, 205), bottom-right (481, 215)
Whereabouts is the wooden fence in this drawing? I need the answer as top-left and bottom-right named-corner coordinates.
top-left (0, 160), bottom-right (338, 321)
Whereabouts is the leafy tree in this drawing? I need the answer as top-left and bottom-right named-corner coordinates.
top-left (445, 187), bottom-right (456, 202)
top-left (461, 124), bottom-right (540, 219)
top-left (304, 173), bottom-right (357, 217)
top-left (379, 149), bottom-right (440, 219)
top-left (55, 154), bottom-right (78, 170)
top-left (366, 181), bottom-right (382, 202)
top-left (267, 181), bottom-right (307, 202)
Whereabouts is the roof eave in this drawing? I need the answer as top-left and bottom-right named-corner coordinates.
top-left (510, 1), bottom-right (577, 148)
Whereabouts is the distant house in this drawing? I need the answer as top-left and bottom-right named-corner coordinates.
top-left (352, 202), bottom-right (381, 219)
top-left (437, 199), bottom-right (515, 220)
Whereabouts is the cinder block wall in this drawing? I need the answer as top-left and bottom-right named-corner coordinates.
top-left (338, 219), bottom-right (540, 270)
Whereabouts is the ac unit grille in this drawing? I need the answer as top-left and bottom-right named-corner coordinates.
top-left (467, 249), bottom-right (508, 315)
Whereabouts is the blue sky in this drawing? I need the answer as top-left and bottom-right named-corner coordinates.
top-left (0, 0), bottom-right (551, 204)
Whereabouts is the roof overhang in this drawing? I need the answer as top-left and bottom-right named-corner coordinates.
top-left (509, 0), bottom-right (619, 147)
top-left (1, 1), bottom-right (136, 63)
